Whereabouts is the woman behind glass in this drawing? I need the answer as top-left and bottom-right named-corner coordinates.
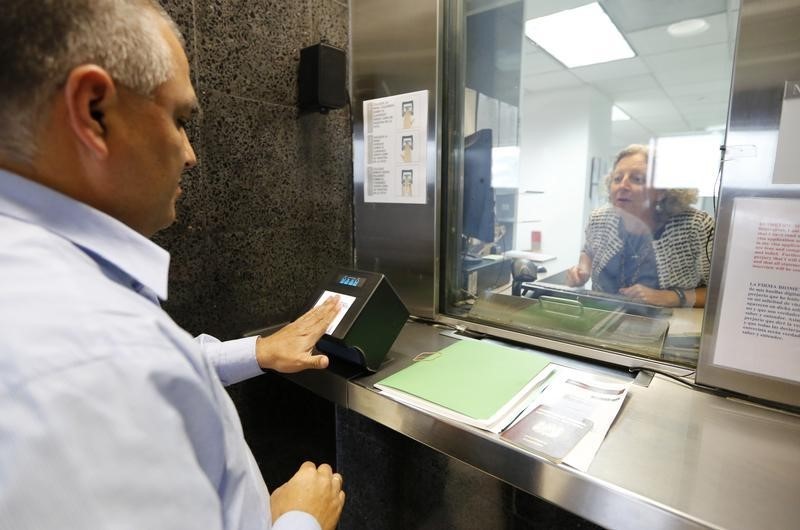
top-left (566, 144), bottom-right (714, 307)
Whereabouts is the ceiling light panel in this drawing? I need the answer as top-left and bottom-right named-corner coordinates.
top-left (612, 105), bottom-right (631, 121)
top-left (524, 2), bottom-right (635, 68)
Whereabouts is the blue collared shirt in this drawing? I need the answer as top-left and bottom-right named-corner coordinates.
top-left (0, 169), bottom-right (319, 530)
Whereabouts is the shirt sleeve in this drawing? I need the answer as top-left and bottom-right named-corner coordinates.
top-left (274, 511), bottom-right (322, 530)
top-left (699, 212), bottom-right (715, 285)
top-left (196, 334), bottom-right (264, 386)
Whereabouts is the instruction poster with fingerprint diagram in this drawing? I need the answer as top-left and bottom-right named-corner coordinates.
top-left (363, 90), bottom-right (428, 204)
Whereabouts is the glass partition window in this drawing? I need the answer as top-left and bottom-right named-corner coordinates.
top-left (445, 0), bottom-right (740, 367)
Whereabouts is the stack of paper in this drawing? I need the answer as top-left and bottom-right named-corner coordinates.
top-left (374, 340), bottom-right (554, 433)
top-left (501, 366), bottom-right (631, 470)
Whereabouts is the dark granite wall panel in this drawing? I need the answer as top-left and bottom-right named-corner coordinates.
top-left (312, 0), bottom-right (350, 50)
top-left (196, 1), bottom-right (309, 105)
top-left (156, 0), bottom-right (352, 338)
top-left (153, 0), bottom-right (351, 500)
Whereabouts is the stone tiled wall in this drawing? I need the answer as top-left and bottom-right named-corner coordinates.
top-left (155, 0), bottom-right (351, 491)
top-left (156, 0), bottom-right (352, 340)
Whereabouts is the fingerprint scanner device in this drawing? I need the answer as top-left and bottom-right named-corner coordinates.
top-left (308, 268), bottom-right (409, 376)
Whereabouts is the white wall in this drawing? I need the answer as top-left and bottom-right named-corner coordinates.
top-left (516, 86), bottom-right (611, 274)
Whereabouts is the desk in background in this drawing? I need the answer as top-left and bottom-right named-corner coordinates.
top-left (461, 255), bottom-right (511, 296)
top-left (662, 307), bottom-right (704, 365)
top-left (504, 249), bottom-right (557, 264)
top-left (667, 307), bottom-right (704, 337)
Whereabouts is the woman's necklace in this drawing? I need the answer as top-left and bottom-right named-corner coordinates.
top-left (620, 232), bottom-right (651, 287)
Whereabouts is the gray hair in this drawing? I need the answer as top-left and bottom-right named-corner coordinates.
top-left (0, 0), bottom-right (183, 165)
top-left (611, 143), bottom-right (649, 171)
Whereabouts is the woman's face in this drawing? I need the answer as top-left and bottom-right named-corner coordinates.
top-left (609, 153), bottom-right (652, 218)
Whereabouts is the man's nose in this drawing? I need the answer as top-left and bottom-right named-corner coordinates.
top-left (183, 130), bottom-right (197, 169)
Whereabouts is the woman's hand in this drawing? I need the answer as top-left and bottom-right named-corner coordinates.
top-left (566, 265), bottom-right (590, 287)
top-left (618, 284), bottom-right (679, 307)
top-left (566, 252), bottom-right (592, 287)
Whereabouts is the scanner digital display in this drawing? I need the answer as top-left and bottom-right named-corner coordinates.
top-left (337, 275), bottom-right (365, 288)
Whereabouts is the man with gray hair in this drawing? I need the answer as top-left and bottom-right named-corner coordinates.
top-left (0, 1), bottom-right (345, 528)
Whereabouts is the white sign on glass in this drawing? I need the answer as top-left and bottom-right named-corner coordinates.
top-left (712, 197), bottom-right (800, 383)
top-left (772, 80), bottom-right (800, 185)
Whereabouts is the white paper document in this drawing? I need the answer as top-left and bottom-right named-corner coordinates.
top-left (313, 290), bottom-right (356, 335)
top-left (363, 90), bottom-right (428, 204)
top-left (712, 197), bottom-right (800, 382)
top-left (505, 367), bottom-right (631, 472)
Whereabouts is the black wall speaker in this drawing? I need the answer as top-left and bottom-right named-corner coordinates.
top-left (298, 43), bottom-right (347, 113)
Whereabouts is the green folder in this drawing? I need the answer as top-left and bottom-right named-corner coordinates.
top-left (375, 340), bottom-right (551, 420)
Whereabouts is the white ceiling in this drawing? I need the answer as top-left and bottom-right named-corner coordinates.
top-left (518, 0), bottom-right (740, 149)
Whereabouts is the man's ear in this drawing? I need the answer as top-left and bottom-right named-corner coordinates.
top-left (63, 65), bottom-right (117, 159)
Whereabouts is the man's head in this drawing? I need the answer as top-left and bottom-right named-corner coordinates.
top-left (0, 0), bottom-right (198, 236)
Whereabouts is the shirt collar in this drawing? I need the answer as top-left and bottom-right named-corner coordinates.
top-left (0, 169), bottom-right (170, 300)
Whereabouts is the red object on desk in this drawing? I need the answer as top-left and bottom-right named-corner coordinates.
top-left (530, 230), bottom-right (542, 251)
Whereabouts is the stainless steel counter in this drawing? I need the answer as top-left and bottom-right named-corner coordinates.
top-left (289, 321), bottom-right (800, 530)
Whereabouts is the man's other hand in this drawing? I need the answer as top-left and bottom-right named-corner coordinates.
top-left (270, 462), bottom-right (345, 530)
